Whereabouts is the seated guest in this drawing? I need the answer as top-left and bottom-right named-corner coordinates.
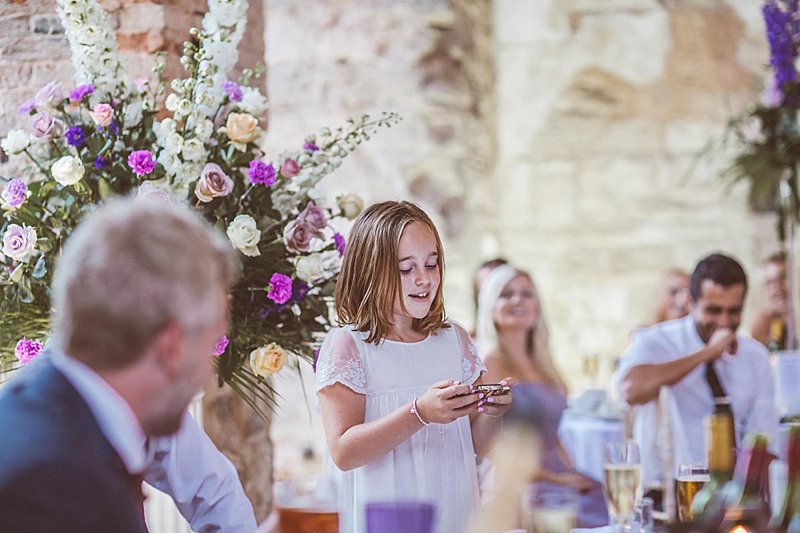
top-left (476, 264), bottom-right (608, 528)
top-left (652, 268), bottom-right (691, 325)
top-left (470, 257), bottom-right (508, 337)
top-left (614, 253), bottom-right (779, 487)
top-left (0, 198), bottom-right (243, 532)
top-left (750, 251), bottom-right (790, 350)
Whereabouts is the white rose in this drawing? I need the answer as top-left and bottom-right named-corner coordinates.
top-left (320, 250), bottom-right (342, 276)
top-left (226, 214), bottom-right (261, 257)
top-left (182, 138), bottom-right (206, 162)
top-left (50, 156), bottom-right (85, 186)
top-left (1, 129), bottom-right (30, 155)
top-left (237, 87), bottom-right (268, 116)
top-left (295, 253), bottom-right (326, 283)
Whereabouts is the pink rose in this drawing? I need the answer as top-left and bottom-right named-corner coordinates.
top-left (280, 158), bottom-right (300, 178)
top-left (136, 182), bottom-right (170, 204)
top-left (298, 201), bottom-right (327, 230)
top-left (283, 218), bottom-right (322, 254)
top-left (34, 81), bottom-right (64, 108)
top-left (195, 163), bottom-right (234, 203)
top-left (90, 103), bottom-right (114, 127)
top-left (2, 223), bottom-right (37, 262)
top-left (30, 113), bottom-right (60, 140)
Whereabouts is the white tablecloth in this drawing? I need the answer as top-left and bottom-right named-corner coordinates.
top-left (558, 410), bottom-right (624, 482)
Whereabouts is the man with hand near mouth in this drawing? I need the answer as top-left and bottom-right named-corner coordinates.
top-left (614, 253), bottom-right (779, 488)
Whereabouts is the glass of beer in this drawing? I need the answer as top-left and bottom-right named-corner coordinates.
top-left (603, 442), bottom-right (642, 532)
top-left (676, 464), bottom-right (710, 522)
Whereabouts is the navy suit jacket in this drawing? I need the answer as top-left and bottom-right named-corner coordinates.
top-left (0, 357), bottom-right (148, 533)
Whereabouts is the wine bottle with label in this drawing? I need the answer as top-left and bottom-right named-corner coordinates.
top-left (690, 399), bottom-right (736, 529)
top-left (771, 425), bottom-right (800, 532)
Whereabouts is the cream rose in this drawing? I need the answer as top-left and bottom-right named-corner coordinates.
top-left (249, 343), bottom-right (286, 379)
top-left (295, 253), bottom-right (326, 283)
top-left (337, 194), bottom-right (365, 220)
top-left (1, 129), bottom-right (30, 155)
top-left (225, 112), bottom-right (260, 145)
top-left (226, 214), bottom-right (261, 257)
top-left (51, 156), bottom-right (85, 186)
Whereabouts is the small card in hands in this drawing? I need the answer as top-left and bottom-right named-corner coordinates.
top-left (454, 384), bottom-right (511, 398)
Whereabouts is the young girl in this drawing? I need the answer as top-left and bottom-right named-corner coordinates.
top-left (316, 201), bottom-right (512, 533)
top-left (475, 264), bottom-right (608, 528)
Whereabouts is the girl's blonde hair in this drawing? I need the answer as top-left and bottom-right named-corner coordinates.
top-left (335, 200), bottom-right (447, 344)
top-left (475, 264), bottom-right (567, 393)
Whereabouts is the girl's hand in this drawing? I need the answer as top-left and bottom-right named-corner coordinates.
top-left (475, 377), bottom-right (514, 417)
top-left (415, 380), bottom-right (481, 424)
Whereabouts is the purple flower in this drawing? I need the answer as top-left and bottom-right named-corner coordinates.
top-left (212, 335), bottom-right (229, 356)
top-left (18, 100), bottom-right (35, 115)
top-left (333, 233), bottom-right (346, 257)
top-left (248, 160), bottom-right (277, 186)
top-left (267, 273), bottom-right (293, 305)
top-left (763, 2), bottom-right (797, 97)
top-left (65, 126), bottom-right (86, 147)
top-left (15, 337), bottom-right (43, 365)
top-left (292, 280), bottom-right (310, 302)
top-left (222, 81), bottom-right (243, 103)
top-left (109, 120), bottom-right (119, 136)
top-left (2, 179), bottom-right (27, 209)
top-left (128, 150), bottom-right (156, 176)
top-left (94, 154), bottom-right (110, 169)
top-left (313, 348), bottom-right (320, 372)
top-left (303, 142), bottom-right (319, 152)
top-left (69, 83), bottom-right (94, 103)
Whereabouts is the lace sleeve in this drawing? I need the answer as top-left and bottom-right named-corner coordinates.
top-left (315, 328), bottom-right (367, 395)
top-left (451, 321), bottom-right (486, 385)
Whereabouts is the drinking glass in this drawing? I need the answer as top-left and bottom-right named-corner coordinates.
top-left (603, 441), bottom-right (642, 533)
top-left (676, 463), bottom-right (709, 522)
top-left (633, 496), bottom-right (654, 533)
top-left (522, 485), bottom-right (577, 533)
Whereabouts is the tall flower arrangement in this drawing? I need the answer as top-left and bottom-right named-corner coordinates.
top-left (724, 1), bottom-right (800, 236)
top-left (0, 0), bottom-right (399, 415)
top-left (722, 0), bottom-right (800, 347)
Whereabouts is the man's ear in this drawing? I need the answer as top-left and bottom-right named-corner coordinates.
top-left (148, 321), bottom-right (184, 381)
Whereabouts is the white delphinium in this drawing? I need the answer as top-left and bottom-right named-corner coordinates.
top-left (55, 0), bottom-right (133, 102)
top-left (195, 0), bottom-right (249, 117)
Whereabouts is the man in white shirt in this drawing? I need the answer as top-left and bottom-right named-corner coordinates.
top-left (0, 199), bottom-right (256, 532)
top-left (614, 253), bottom-right (779, 487)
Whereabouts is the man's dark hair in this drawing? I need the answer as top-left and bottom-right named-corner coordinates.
top-left (689, 253), bottom-right (747, 301)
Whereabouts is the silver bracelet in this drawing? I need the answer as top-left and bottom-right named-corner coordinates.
top-left (410, 398), bottom-right (430, 426)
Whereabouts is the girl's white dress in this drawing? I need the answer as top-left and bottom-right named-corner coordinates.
top-left (316, 320), bottom-right (486, 533)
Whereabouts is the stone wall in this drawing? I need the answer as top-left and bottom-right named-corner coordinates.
top-left (491, 0), bottom-right (776, 389)
top-left (264, 0), bottom-right (498, 480)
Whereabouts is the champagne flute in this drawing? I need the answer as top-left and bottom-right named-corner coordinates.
top-left (603, 441), bottom-right (642, 533)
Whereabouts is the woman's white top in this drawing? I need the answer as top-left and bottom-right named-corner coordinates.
top-left (316, 321), bottom-right (486, 533)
